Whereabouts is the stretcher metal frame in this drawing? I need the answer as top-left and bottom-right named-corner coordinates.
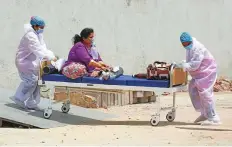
top-left (38, 63), bottom-right (187, 126)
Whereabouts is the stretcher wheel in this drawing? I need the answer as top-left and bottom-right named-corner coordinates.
top-left (61, 105), bottom-right (70, 113)
top-left (166, 111), bottom-right (175, 122)
top-left (61, 101), bottom-right (70, 113)
top-left (150, 115), bottom-right (160, 126)
top-left (43, 108), bottom-right (52, 119)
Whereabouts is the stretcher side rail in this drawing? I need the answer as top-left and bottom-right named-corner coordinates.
top-left (38, 61), bottom-right (188, 126)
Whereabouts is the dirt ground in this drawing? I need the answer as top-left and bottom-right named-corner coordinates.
top-left (0, 92), bottom-right (232, 146)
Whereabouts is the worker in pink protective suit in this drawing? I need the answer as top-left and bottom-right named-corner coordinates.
top-left (10, 16), bottom-right (56, 110)
top-left (177, 32), bottom-right (221, 125)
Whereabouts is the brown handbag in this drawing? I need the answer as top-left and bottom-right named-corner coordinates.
top-left (146, 61), bottom-right (171, 80)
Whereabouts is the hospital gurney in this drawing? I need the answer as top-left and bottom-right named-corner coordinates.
top-left (38, 61), bottom-right (188, 126)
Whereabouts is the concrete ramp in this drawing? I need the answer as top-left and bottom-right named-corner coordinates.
top-left (0, 88), bottom-right (116, 129)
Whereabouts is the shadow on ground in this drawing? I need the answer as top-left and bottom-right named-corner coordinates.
top-left (5, 103), bottom-right (197, 127)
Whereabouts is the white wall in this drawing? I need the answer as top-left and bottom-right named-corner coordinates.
top-left (1, 0), bottom-right (232, 89)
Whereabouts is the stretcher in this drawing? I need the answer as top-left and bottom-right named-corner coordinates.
top-left (38, 61), bottom-right (188, 126)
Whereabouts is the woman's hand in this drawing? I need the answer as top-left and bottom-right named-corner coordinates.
top-left (99, 61), bottom-right (107, 67)
top-left (90, 70), bottom-right (100, 77)
top-left (98, 61), bottom-right (112, 71)
top-left (108, 66), bottom-right (113, 71)
top-left (100, 66), bottom-right (108, 72)
top-left (89, 60), bottom-right (112, 72)
top-left (99, 61), bottom-right (112, 68)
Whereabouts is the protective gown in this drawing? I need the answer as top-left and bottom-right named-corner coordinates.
top-left (13, 24), bottom-right (55, 109)
top-left (180, 36), bottom-right (220, 123)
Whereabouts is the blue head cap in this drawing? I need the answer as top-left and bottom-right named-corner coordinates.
top-left (180, 32), bottom-right (192, 43)
top-left (180, 32), bottom-right (193, 50)
top-left (30, 16), bottom-right (45, 26)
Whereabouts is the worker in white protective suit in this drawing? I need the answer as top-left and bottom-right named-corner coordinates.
top-left (10, 16), bottom-right (56, 110)
top-left (177, 32), bottom-right (221, 125)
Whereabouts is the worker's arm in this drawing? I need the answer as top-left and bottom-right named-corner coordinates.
top-left (26, 32), bottom-right (56, 60)
top-left (184, 49), bottom-right (204, 72)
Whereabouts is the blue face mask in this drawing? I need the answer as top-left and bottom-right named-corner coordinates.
top-left (36, 29), bottom-right (44, 34)
top-left (184, 43), bottom-right (193, 50)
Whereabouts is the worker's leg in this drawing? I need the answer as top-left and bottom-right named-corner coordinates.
top-left (196, 73), bottom-right (220, 125)
top-left (25, 84), bottom-right (41, 109)
top-left (189, 79), bottom-right (207, 123)
top-left (198, 87), bottom-right (220, 125)
top-left (189, 79), bottom-right (202, 111)
top-left (12, 70), bottom-right (40, 109)
top-left (23, 70), bottom-right (41, 109)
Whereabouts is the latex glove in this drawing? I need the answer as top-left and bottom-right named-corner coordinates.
top-left (51, 58), bottom-right (66, 71)
top-left (182, 62), bottom-right (191, 70)
top-left (175, 60), bottom-right (188, 69)
top-left (181, 60), bottom-right (186, 63)
top-left (176, 62), bottom-right (191, 72)
top-left (175, 63), bottom-right (183, 68)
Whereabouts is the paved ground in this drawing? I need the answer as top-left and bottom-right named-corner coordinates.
top-left (0, 92), bottom-right (231, 146)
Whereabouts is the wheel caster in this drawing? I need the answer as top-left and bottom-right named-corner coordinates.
top-left (150, 115), bottom-right (160, 126)
top-left (43, 108), bottom-right (52, 119)
top-left (166, 111), bottom-right (175, 122)
top-left (61, 102), bottom-right (70, 113)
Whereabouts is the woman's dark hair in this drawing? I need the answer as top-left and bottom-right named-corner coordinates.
top-left (72, 34), bottom-right (81, 44)
top-left (72, 28), bottom-right (94, 45)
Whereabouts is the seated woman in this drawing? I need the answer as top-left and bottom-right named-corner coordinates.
top-left (62, 28), bottom-right (111, 79)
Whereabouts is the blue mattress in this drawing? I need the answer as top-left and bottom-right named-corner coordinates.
top-left (42, 74), bottom-right (170, 88)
